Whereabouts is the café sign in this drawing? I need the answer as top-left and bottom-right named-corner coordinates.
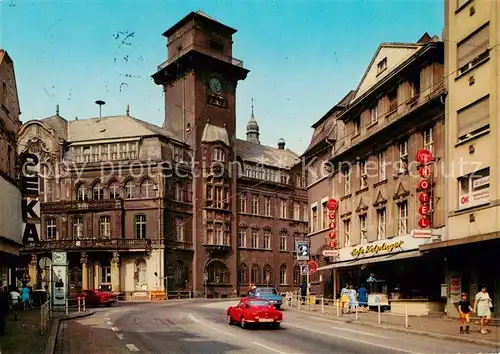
top-left (351, 241), bottom-right (404, 258)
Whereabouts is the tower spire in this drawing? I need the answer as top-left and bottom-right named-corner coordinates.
top-left (246, 97), bottom-right (260, 144)
top-left (251, 97), bottom-right (255, 118)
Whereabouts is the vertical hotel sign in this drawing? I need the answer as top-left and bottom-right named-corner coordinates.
top-left (322, 199), bottom-right (339, 257)
top-left (20, 152), bottom-right (41, 244)
top-left (415, 149), bottom-right (432, 237)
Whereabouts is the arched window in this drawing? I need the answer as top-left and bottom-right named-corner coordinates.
top-left (239, 263), bottom-right (249, 284)
top-left (279, 265), bottom-right (287, 285)
top-left (263, 264), bottom-right (273, 285)
top-left (251, 263), bottom-right (260, 284)
top-left (134, 215), bottom-right (147, 239)
top-left (125, 180), bottom-right (136, 199)
top-left (134, 259), bottom-right (147, 290)
top-left (174, 217), bottom-right (184, 242)
top-left (206, 260), bottom-right (229, 284)
top-left (109, 182), bottom-right (120, 199)
top-left (293, 265), bottom-right (301, 286)
top-left (212, 147), bottom-right (225, 162)
top-left (92, 182), bottom-right (104, 200)
top-left (141, 179), bottom-right (156, 198)
top-left (76, 183), bottom-right (88, 202)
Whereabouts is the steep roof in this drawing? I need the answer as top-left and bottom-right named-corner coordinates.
top-left (235, 139), bottom-right (299, 169)
top-left (201, 124), bottom-right (230, 146)
top-left (162, 10), bottom-right (237, 38)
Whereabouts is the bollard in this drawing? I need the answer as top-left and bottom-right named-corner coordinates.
top-left (83, 297), bottom-right (86, 312)
top-left (377, 304), bottom-right (381, 324)
top-left (336, 299), bottom-right (340, 317)
top-left (405, 304), bottom-right (408, 328)
top-left (321, 297), bottom-right (324, 315)
top-left (355, 304), bottom-right (358, 320)
top-left (65, 298), bottom-right (69, 315)
top-left (77, 297), bottom-right (80, 313)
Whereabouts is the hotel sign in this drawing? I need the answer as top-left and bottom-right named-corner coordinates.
top-left (351, 241), bottom-right (404, 258)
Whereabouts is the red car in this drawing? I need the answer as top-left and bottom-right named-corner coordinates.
top-left (227, 298), bottom-right (283, 329)
top-left (77, 289), bottom-right (117, 307)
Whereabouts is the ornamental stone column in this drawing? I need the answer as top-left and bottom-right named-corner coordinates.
top-left (28, 254), bottom-right (38, 288)
top-left (80, 252), bottom-right (89, 290)
top-left (111, 251), bottom-right (120, 292)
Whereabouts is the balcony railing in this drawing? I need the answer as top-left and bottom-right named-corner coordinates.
top-left (21, 238), bottom-right (151, 251)
top-left (42, 199), bottom-right (121, 213)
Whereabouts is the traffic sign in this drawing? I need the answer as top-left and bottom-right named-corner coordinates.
top-left (308, 261), bottom-right (319, 273)
top-left (296, 241), bottom-right (310, 261)
top-left (322, 249), bottom-right (339, 257)
top-left (300, 264), bottom-right (308, 275)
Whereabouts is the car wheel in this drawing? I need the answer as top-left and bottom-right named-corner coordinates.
top-left (272, 323), bottom-right (280, 329)
top-left (240, 317), bottom-right (247, 329)
top-left (227, 314), bottom-right (234, 325)
top-left (275, 305), bottom-right (281, 310)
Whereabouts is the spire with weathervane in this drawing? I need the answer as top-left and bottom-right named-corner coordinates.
top-left (246, 98), bottom-right (260, 144)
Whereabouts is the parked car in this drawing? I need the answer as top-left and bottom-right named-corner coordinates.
top-left (227, 298), bottom-right (283, 329)
top-left (77, 289), bottom-right (117, 307)
top-left (248, 287), bottom-right (283, 310)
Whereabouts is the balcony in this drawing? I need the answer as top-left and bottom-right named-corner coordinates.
top-left (42, 199), bottom-right (121, 213)
top-left (21, 238), bottom-right (151, 252)
top-left (166, 241), bottom-right (194, 251)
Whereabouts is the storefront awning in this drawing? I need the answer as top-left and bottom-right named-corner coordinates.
top-left (317, 250), bottom-right (422, 271)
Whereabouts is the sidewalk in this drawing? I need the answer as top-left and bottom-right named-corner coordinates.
top-left (286, 303), bottom-right (500, 348)
top-left (0, 308), bottom-right (57, 354)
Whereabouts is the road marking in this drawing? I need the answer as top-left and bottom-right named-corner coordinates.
top-left (188, 314), bottom-right (287, 354)
top-left (285, 324), bottom-right (418, 354)
top-left (117, 333), bottom-right (124, 340)
top-left (330, 325), bottom-right (388, 339)
top-left (126, 344), bottom-right (140, 352)
top-left (111, 327), bottom-right (119, 332)
top-left (106, 321), bottom-right (113, 325)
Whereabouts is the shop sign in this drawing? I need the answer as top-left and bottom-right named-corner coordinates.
top-left (351, 241), bottom-right (404, 258)
top-left (411, 229), bottom-right (432, 238)
top-left (20, 152), bottom-right (41, 244)
top-left (450, 273), bottom-right (461, 303)
top-left (416, 148), bottom-right (432, 233)
top-left (322, 249), bottom-right (339, 257)
top-left (326, 198), bottom-right (338, 256)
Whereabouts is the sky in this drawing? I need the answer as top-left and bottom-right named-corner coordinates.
top-left (0, 0), bottom-right (444, 155)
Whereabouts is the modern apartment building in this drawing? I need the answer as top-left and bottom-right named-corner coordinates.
top-left (421, 0), bottom-right (500, 316)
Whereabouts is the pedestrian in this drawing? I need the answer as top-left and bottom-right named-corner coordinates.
top-left (0, 284), bottom-right (9, 335)
top-left (300, 281), bottom-right (307, 304)
top-left (358, 283), bottom-right (368, 309)
top-left (457, 292), bottom-right (474, 334)
top-left (340, 283), bottom-right (349, 314)
top-left (20, 284), bottom-right (30, 311)
top-left (474, 285), bottom-right (493, 335)
top-left (348, 285), bottom-right (357, 312)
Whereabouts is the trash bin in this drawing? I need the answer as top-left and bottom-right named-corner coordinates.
top-left (309, 295), bottom-right (316, 305)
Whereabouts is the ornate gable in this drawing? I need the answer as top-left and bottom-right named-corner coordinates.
top-left (373, 189), bottom-right (388, 208)
top-left (356, 196), bottom-right (369, 214)
top-left (394, 181), bottom-right (410, 201)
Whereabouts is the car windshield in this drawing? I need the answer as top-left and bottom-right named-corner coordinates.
top-left (247, 300), bottom-right (270, 307)
top-left (255, 288), bottom-right (277, 295)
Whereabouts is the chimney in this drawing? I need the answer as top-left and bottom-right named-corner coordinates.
top-left (278, 138), bottom-right (285, 150)
top-left (126, 104), bottom-right (130, 116)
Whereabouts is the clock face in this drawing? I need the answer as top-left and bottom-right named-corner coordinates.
top-left (209, 77), bottom-right (223, 94)
top-left (52, 252), bottom-right (67, 264)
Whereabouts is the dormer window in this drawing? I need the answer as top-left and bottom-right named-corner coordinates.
top-left (212, 148), bottom-right (225, 162)
top-left (377, 58), bottom-right (387, 75)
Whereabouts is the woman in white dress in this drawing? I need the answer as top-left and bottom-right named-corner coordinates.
top-left (474, 285), bottom-right (492, 335)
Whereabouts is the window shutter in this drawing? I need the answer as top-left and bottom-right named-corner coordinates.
top-left (457, 24), bottom-right (489, 68)
top-left (457, 96), bottom-right (490, 138)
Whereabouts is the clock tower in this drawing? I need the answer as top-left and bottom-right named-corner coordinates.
top-left (152, 10), bottom-right (249, 295)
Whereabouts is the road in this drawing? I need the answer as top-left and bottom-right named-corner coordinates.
top-left (55, 300), bottom-right (495, 354)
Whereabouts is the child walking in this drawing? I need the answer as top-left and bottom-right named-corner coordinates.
top-left (457, 292), bottom-right (474, 334)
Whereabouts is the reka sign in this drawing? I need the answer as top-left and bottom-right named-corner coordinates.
top-left (416, 149), bottom-right (432, 232)
top-left (20, 152), bottom-right (41, 244)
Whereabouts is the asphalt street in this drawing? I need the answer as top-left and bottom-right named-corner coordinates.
top-left (56, 300), bottom-right (497, 354)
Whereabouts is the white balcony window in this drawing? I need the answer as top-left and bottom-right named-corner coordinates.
top-left (398, 201), bottom-right (408, 235)
top-left (377, 208), bottom-right (386, 240)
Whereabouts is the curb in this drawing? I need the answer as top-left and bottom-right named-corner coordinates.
top-left (44, 312), bottom-right (94, 354)
top-left (287, 307), bottom-right (499, 348)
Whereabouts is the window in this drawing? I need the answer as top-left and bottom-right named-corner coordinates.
top-left (99, 216), bottom-right (111, 238)
top-left (370, 105), bottom-right (378, 123)
top-left (72, 217), bottom-right (83, 239)
top-left (293, 266), bottom-right (301, 286)
top-left (134, 259), bottom-right (147, 289)
top-left (252, 195), bottom-right (259, 214)
top-left (296, 174), bottom-right (302, 188)
top-left (280, 199), bottom-right (287, 218)
top-left (125, 181), bottom-right (136, 199)
top-left (206, 228), bottom-right (214, 245)
top-left (251, 230), bottom-right (259, 248)
top-left (311, 206), bottom-right (318, 232)
top-left (109, 183), bottom-right (120, 199)
top-left (280, 233), bottom-right (287, 251)
top-left (93, 183), bottom-right (104, 200)
top-left (387, 89), bottom-right (398, 113)
top-left (212, 148), bottom-right (225, 162)
top-left (175, 182), bottom-right (184, 202)
top-left (46, 218), bottom-right (56, 239)
top-left (279, 265), bottom-right (287, 285)
top-left (343, 219), bottom-right (351, 247)
top-left (76, 184), bottom-right (87, 202)
top-left (264, 197), bottom-right (272, 216)
top-left (398, 140), bottom-right (408, 173)
top-left (239, 194), bottom-right (247, 213)
top-left (263, 232), bottom-right (271, 249)
top-left (377, 208), bottom-right (386, 240)
top-left (251, 264), bottom-right (261, 284)
top-left (343, 167), bottom-right (351, 195)
top-left (457, 96), bottom-right (490, 142)
top-left (360, 159), bottom-right (368, 188)
top-left (174, 217), bottom-right (184, 242)
top-left (354, 116), bottom-right (361, 135)
top-left (410, 73), bottom-right (420, 98)
top-left (359, 214), bottom-right (367, 243)
top-left (238, 229), bottom-right (246, 248)
top-left (458, 168), bottom-right (490, 209)
top-left (101, 266), bottom-right (111, 284)
top-left (239, 263), bottom-right (249, 284)
top-left (215, 224), bottom-right (224, 245)
top-left (378, 150), bottom-right (386, 181)
top-left (293, 202), bottom-right (300, 220)
top-left (134, 215), bottom-right (147, 239)
top-left (206, 261), bottom-right (229, 283)
top-left (423, 127), bottom-right (434, 154)
top-left (398, 201), bottom-right (408, 235)
top-left (280, 172), bottom-right (289, 184)
top-left (303, 204), bottom-right (308, 222)
top-left (457, 24), bottom-right (490, 73)
top-left (206, 186), bottom-right (212, 200)
top-left (322, 201), bottom-right (328, 229)
top-left (263, 265), bottom-right (272, 284)
top-left (91, 146), bottom-right (99, 162)
top-left (377, 57), bottom-right (387, 74)
top-left (141, 179), bottom-right (155, 198)
top-left (214, 187), bottom-right (223, 208)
